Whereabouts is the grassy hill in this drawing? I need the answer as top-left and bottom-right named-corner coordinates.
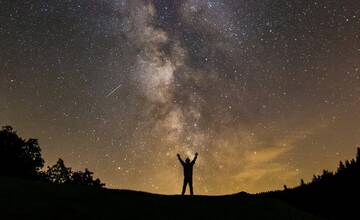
top-left (0, 177), bottom-right (322, 220)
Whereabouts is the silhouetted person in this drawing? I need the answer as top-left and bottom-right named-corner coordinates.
top-left (177, 152), bottom-right (198, 195)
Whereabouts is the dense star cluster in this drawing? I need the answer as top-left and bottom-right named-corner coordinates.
top-left (1, 0), bottom-right (359, 194)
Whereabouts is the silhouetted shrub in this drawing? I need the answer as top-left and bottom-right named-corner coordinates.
top-left (72, 169), bottom-right (105, 188)
top-left (46, 158), bottom-right (72, 184)
top-left (45, 158), bottom-right (105, 187)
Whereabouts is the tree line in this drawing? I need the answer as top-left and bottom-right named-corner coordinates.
top-left (262, 147), bottom-right (360, 220)
top-left (0, 125), bottom-right (104, 188)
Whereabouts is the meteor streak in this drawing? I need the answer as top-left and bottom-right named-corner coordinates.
top-left (106, 84), bottom-right (122, 98)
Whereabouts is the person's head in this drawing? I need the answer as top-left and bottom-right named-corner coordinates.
top-left (185, 158), bottom-right (190, 163)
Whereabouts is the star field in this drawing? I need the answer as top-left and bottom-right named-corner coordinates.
top-left (1, 0), bottom-right (360, 194)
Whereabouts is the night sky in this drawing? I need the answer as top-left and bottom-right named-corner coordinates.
top-left (1, 0), bottom-right (360, 194)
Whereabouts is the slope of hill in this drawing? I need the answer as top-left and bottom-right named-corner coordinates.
top-left (263, 148), bottom-right (360, 220)
top-left (0, 177), bottom-right (321, 220)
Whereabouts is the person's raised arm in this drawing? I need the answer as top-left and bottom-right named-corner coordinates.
top-left (177, 154), bottom-right (185, 165)
top-left (191, 152), bottom-right (198, 164)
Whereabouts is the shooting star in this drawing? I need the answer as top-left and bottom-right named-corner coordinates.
top-left (106, 84), bottom-right (122, 98)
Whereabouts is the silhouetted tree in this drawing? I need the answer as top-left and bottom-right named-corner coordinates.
top-left (46, 158), bottom-right (72, 184)
top-left (0, 126), bottom-right (44, 178)
top-left (72, 169), bottom-right (105, 188)
top-left (320, 169), bottom-right (333, 182)
top-left (337, 161), bottom-right (345, 173)
top-left (300, 179), bottom-right (305, 186)
top-left (312, 174), bottom-right (320, 183)
top-left (345, 159), bottom-right (351, 168)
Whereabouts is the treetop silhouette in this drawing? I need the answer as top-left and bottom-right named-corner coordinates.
top-left (0, 125), bottom-right (104, 188)
top-left (263, 147), bottom-right (360, 220)
top-left (0, 126), bottom-right (44, 178)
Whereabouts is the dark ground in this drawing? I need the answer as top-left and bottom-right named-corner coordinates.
top-left (0, 177), bottom-right (322, 220)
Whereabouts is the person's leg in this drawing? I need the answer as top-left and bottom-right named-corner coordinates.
top-left (181, 179), bottom-right (187, 195)
top-left (189, 179), bottom-right (193, 195)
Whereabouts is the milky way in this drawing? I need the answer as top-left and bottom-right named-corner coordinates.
top-left (1, 0), bottom-right (360, 194)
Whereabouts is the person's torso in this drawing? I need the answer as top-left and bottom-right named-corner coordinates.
top-left (183, 163), bottom-right (193, 178)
